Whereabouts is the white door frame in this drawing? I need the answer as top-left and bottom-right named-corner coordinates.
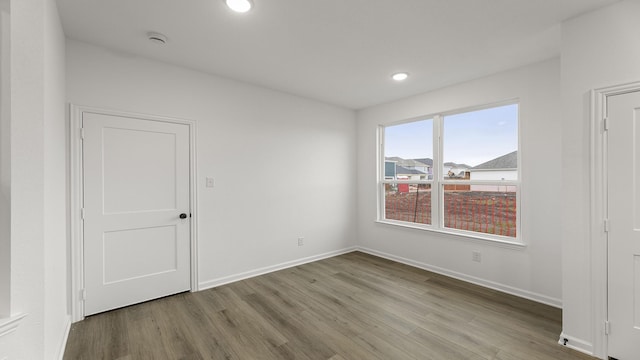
top-left (69, 104), bottom-right (199, 322)
top-left (590, 81), bottom-right (640, 359)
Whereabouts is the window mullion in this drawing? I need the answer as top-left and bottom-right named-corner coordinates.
top-left (432, 114), bottom-right (443, 230)
top-left (440, 180), bottom-right (520, 186)
top-left (381, 180), bottom-right (431, 184)
top-left (378, 125), bottom-right (385, 221)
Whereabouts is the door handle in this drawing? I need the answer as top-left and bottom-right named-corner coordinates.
top-left (179, 213), bottom-right (188, 219)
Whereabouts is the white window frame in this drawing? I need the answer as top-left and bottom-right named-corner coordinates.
top-left (377, 100), bottom-right (522, 245)
top-left (378, 117), bottom-right (436, 227)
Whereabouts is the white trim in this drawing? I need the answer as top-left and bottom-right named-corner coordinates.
top-left (558, 332), bottom-right (594, 357)
top-left (590, 81), bottom-right (640, 359)
top-left (0, 313), bottom-right (27, 338)
top-left (433, 115), bottom-right (442, 228)
top-left (198, 245), bottom-right (558, 309)
top-left (69, 104), bottom-right (84, 322)
top-left (381, 179), bottom-right (518, 186)
top-left (188, 117), bottom-right (199, 291)
top-left (439, 179), bottom-right (518, 186)
top-left (357, 247), bottom-right (561, 308)
top-left (375, 219), bottom-right (525, 248)
top-left (69, 104), bottom-right (199, 322)
top-left (199, 247), bottom-right (357, 290)
top-left (381, 180), bottom-right (433, 184)
top-left (591, 87), bottom-right (608, 360)
top-left (56, 316), bottom-right (72, 360)
top-left (199, 246), bottom-right (563, 311)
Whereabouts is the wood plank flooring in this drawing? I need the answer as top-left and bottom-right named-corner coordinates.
top-left (64, 251), bottom-right (594, 360)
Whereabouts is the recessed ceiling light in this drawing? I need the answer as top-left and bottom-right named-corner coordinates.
top-left (225, 0), bottom-right (253, 13)
top-left (147, 32), bottom-right (167, 45)
top-left (392, 72), bottom-right (409, 81)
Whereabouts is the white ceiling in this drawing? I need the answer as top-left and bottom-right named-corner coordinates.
top-left (56, 0), bottom-right (618, 109)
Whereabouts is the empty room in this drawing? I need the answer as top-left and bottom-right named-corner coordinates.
top-left (1, 0), bottom-right (640, 359)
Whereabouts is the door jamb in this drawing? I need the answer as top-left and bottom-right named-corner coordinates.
top-left (591, 81), bottom-right (640, 358)
top-left (69, 104), bottom-right (199, 322)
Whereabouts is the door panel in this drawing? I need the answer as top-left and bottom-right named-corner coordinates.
top-left (607, 90), bottom-right (640, 359)
top-left (83, 112), bottom-right (191, 316)
top-left (103, 225), bottom-right (178, 284)
top-left (102, 127), bottom-right (178, 213)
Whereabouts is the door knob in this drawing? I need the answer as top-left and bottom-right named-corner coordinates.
top-left (179, 213), bottom-right (188, 219)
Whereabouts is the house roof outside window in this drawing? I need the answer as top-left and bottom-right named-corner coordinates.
top-left (385, 157), bottom-right (432, 169)
top-left (396, 166), bottom-right (426, 175)
top-left (471, 151), bottom-right (518, 171)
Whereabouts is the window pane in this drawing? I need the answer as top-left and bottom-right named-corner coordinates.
top-left (384, 119), bottom-right (433, 181)
top-left (443, 104), bottom-right (518, 180)
top-left (385, 183), bottom-right (432, 225)
top-left (443, 186), bottom-right (517, 237)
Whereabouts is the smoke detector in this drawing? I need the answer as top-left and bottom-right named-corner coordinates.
top-left (147, 32), bottom-right (167, 45)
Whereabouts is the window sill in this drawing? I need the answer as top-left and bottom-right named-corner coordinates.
top-left (0, 313), bottom-right (27, 338)
top-left (375, 220), bottom-right (526, 249)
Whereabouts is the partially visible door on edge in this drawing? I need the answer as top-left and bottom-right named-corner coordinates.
top-left (607, 90), bottom-right (640, 359)
top-left (83, 111), bottom-right (191, 316)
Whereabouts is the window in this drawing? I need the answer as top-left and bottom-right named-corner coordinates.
top-left (382, 119), bottom-right (433, 225)
top-left (379, 102), bottom-right (520, 242)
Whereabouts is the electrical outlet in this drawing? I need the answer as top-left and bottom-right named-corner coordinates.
top-left (297, 237), bottom-right (304, 246)
top-left (472, 251), bottom-right (481, 263)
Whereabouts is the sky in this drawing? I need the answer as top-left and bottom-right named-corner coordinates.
top-left (385, 103), bottom-right (518, 167)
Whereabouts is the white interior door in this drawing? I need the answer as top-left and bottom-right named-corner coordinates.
top-left (607, 90), bottom-right (640, 359)
top-left (82, 111), bottom-right (191, 316)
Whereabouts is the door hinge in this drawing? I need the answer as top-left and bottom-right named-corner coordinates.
top-left (603, 117), bottom-right (609, 131)
top-left (80, 128), bottom-right (85, 139)
top-left (604, 219), bottom-right (610, 233)
top-left (605, 320), bottom-right (611, 335)
top-left (81, 208), bottom-right (85, 220)
top-left (81, 289), bottom-right (86, 301)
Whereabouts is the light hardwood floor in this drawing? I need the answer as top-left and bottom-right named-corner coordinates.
top-left (64, 251), bottom-right (594, 360)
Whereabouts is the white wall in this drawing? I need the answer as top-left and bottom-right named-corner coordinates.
top-left (560, 0), bottom-right (640, 356)
top-left (2, 0), bottom-right (46, 356)
top-left (357, 58), bottom-right (562, 305)
top-left (0, 0), bottom-right (68, 359)
top-left (65, 40), bottom-right (357, 289)
top-left (43, 0), bottom-right (68, 356)
top-left (0, 0), bottom-right (10, 318)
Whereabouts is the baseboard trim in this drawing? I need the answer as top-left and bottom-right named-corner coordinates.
top-left (356, 247), bottom-right (563, 308)
top-left (198, 246), bottom-right (357, 291)
top-left (0, 313), bottom-right (27, 338)
top-left (198, 245), bottom-right (562, 309)
top-left (57, 316), bottom-right (72, 360)
top-left (558, 332), bottom-right (594, 356)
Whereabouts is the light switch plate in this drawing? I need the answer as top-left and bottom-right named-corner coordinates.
top-left (205, 177), bottom-right (214, 188)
